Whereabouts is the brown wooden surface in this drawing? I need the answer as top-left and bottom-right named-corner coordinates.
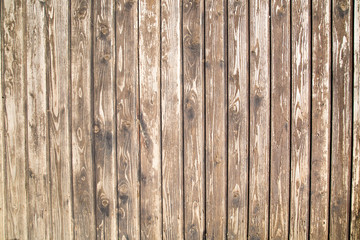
top-left (330, 0), bottom-right (353, 239)
top-left (0, 1), bottom-right (359, 239)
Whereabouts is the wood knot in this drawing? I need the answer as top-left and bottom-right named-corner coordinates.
top-left (93, 125), bottom-right (100, 133)
top-left (100, 24), bottom-right (109, 36)
top-left (76, 3), bottom-right (88, 20)
top-left (102, 54), bottom-right (111, 62)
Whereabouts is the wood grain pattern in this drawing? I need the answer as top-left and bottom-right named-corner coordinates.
top-left (183, 0), bottom-right (205, 239)
top-left (290, 0), bottom-right (311, 239)
top-left (45, 0), bottom-right (73, 239)
top-left (2, 0), bottom-right (28, 239)
top-left (26, 0), bottom-right (51, 238)
top-left (248, 0), bottom-right (270, 239)
top-left (115, 0), bottom-right (140, 239)
top-left (227, 0), bottom-right (249, 239)
top-left (161, 0), bottom-right (183, 239)
top-left (351, 1), bottom-right (360, 238)
top-left (139, 0), bottom-right (162, 238)
top-left (71, 0), bottom-right (96, 238)
top-left (310, 0), bottom-right (331, 239)
top-left (270, 0), bottom-right (291, 239)
top-left (205, 0), bottom-right (227, 239)
top-left (330, 0), bottom-right (353, 239)
top-left (0, 1), bottom-right (5, 238)
top-left (93, 0), bottom-right (117, 239)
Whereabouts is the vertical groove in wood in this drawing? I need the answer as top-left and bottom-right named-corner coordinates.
top-left (227, 0), bottom-right (249, 238)
top-left (115, 0), bottom-right (140, 239)
top-left (71, 0), bottom-right (96, 238)
top-left (2, 0), bottom-right (28, 239)
top-left (45, 0), bottom-right (73, 239)
top-left (93, 0), bottom-right (117, 239)
top-left (248, 0), bottom-right (270, 239)
top-left (330, 0), bottom-right (353, 239)
top-left (26, 0), bottom-right (51, 238)
top-left (161, 0), bottom-right (183, 239)
top-left (183, 0), bottom-right (205, 238)
top-left (351, 1), bottom-right (360, 239)
top-left (204, 0), bottom-right (227, 239)
top-left (139, 0), bottom-right (162, 238)
top-left (310, 0), bottom-right (331, 239)
top-left (290, 0), bottom-right (311, 239)
top-left (269, 0), bottom-right (291, 239)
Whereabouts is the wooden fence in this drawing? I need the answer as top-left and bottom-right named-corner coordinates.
top-left (1, 0), bottom-right (360, 239)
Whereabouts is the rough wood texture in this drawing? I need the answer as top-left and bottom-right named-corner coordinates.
top-left (310, 0), bottom-right (331, 239)
top-left (205, 0), bottom-right (227, 239)
top-left (2, 0), bottom-right (28, 239)
top-left (115, 0), bottom-right (140, 239)
top-left (351, 1), bottom-right (360, 238)
top-left (330, 0), bottom-right (353, 239)
top-left (183, 0), bottom-right (205, 239)
top-left (26, 0), bottom-right (52, 238)
top-left (290, 0), bottom-right (311, 239)
top-left (45, 0), bottom-right (73, 239)
top-left (270, 0), bottom-right (291, 239)
top-left (248, 0), bottom-right (270, 239)
top-left (161, 0), bottom-right (183, 239)
top-left (93, 0), bottom-right (117, 239)
top-left (227, 0), bottom-right (249, 239)
top-left (139, 0), bottom-right (162, 238)
top-left (71, 0), bottom-right (96, 239)
top-left (0, 1), bottom-right (4, 237)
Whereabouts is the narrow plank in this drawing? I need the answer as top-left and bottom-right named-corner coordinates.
top-left (26, 0), bottom-right (51, 238)
top-left (269, 0), bottom-right (291, 239)
top-left (161, 0), bottom-right (183, 239)
top-left (310, 0), bottom-right (331, 239)
top-left (71, 0), bottom-right (96, 238)
top-left (330, 0), bottom-right (353, 238)
top-left (93, 0), bottom-right (117, 239)
top-left (115, 0), bottom-right (140, 239)
top-left (45, 0), bottom-right (73, 239)
top-left (139, 0), bottom-right (162, 238)
top-left (351, 1), bottom-right (360, 238)
top-left (227, 0), bottom-right (249, 239)
top-left (183, 0), bottom-right (205, 238)
top-left (0, 1), bottom-right (5, 238)
top-left (290, 0), bottom-right (311, 239)
top-left (205, 0), bottom-right (227, 238)
top-left (2, 0), bottom-right (28, 239)
top-left (248, 0), bottom-right (270, 239)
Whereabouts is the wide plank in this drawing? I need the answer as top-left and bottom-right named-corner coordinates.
top-left (227, 0), bottom-right (249, 239)
top-left (351, 1), bottom-right (360, 238)
top-left (115, 0), bottom-right (140, 239)
top-left (183, 0), bottom-right (205, 239)
top-left (139, 0), bottom-right (162, 238)
top-left (310, 0), bottom-right (331, 239)
top-left (248, 0), bottom-right (270, 239)
top-left (71, 0), bottom-right (96, 238)
top-left (2, 0), bottom-right (28, 239)
top-left (270, 0), bottom-right (291, 239)
top-left (330, 0), bottom-right (353, 239)
top-left (161, 0), bottom-right (183, 239)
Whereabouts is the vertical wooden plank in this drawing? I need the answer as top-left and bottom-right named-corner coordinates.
top-left (93, 0), bottom-right (117, 239)
top-left (2, 0), bottom-right (28, 239)
top-left (205, 0), bottom-right (227, 239)
top-left (115, 0), bottom-right (140, 239)
top-left (270, 0), bottom-right (291, 239)
top-left (351, 1), bottom-right (360, 238)
top-left (45, 0), bottom-right (73, 239)
top-left (71, 0), bottom-right (96, 238)
top-left (290, 1), bottom-right (311, 239)
top-left (310, 0), bottom-right (331, 239)
top-left (183, 0), bottom-right (205, 238)
top-left (26, 0), bottom-right (51, 238)
top-left (0, 1), bottom-right (5, 238)
top-left (248, 0), bottom-right (270, 239)
top-left (227, 0), bottom-right (249, 239)
top-left (161, 0), bottom-right (183, 239)
top-left (139, 0), bottom-right (162, 238)
top-left (330, 0), bottom-right (353, 239)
